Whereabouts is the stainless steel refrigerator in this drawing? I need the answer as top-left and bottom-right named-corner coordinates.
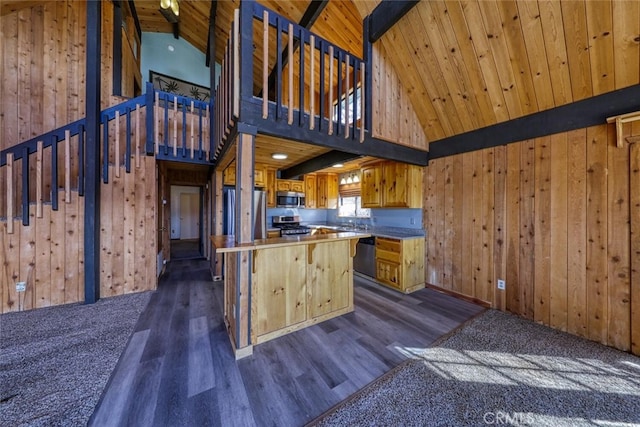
top-left (223, 188), bottom-right (267, 239)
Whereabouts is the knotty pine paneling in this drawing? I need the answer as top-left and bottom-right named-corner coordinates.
top-left (0, 156), bottom-right (156, 314)
top-left (425, 123), bottom-right (639, 355)
top-left (1, 1), bottom-right (137, 219)
top-left (355, 0), bottom-right (640, 145)
top-left (370, 39), bottom-right (428, 150)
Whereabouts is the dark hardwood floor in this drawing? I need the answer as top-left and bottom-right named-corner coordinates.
top-left (170, 239), bottom-right (203, 260)
top-left (90, 259), bottom-right (484, 427)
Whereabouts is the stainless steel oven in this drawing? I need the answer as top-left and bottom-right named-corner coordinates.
top-left (276, 191), bottom-right (305, 208)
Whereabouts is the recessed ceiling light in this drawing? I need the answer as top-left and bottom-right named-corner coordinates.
top-left (271, 153), bottom-right (287, 160)
top-left (332, 163), bottom-right (344, 168)
top-left (167, 45), bottom-right (175, 52)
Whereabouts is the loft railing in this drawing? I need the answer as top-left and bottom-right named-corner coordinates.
top-left (254, 2), bottom-right (366, 140)
top-left (0, 85), bottom-right (212, 231)
top-left (212, 2), bottom-right (369, 160)
top-left (148, 82), bottom-right (212, 162)
top-left (213, 9), bottom-right (241, 160)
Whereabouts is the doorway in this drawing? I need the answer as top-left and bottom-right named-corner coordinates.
top-left (170, 185), bottom-right (203, 260)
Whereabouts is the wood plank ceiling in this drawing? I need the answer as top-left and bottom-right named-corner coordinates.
top-left (352, 0), bottom-right (640, 144)
top-left (6, 1), bottom-right (635, 170)
top-left (135, 0), bottom-right (640, 160)
top-left (133, 0), bottom-right (365, 172)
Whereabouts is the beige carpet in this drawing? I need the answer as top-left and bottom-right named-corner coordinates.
top-left (311, 310), bottom-right (640, 426)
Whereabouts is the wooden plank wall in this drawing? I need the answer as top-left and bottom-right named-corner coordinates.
top-left (425, 123), bottom-right (638, 354)
top-left (0, 156), bottom-right (157, 314)
top-left (1, 194), bottom-right (83, 312)
top-left (100, 156), bottom-right (157, 299)
top-left (370, 40), bottom-right (428, 150)
top-left (0, 1), bottom-right (86, 216)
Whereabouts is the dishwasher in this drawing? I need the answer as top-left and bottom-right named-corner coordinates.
top-left (354, 236), bottom-right (376, 278)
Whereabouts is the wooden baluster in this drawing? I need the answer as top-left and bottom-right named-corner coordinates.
top-left (36, 141), bottom-right (43, 218)
top-left (360, 63), bottom-right (366, 143)
top-left (173, 96), bottom-right (178, 157)
top-left (125, 107), bottom-right (132, 173)
top-left (78, 125), bottom-right (84, 196)
top-left (299, 27), bottom-right (305, 127)
top-left (135, 103), bottom-right (141, 168)
top-left (190, 100), bottom-right (195, 159)
top-left (115, 111), bottom-right (120, 177)
top-left (155, 92), bottom-right (160, 154)
top-left (181, 101), bottom-right (187, 157)
top-left (276, 17), bottom-right (282, 120)
top-left (345, 54), bottom-right (350, 139)
top-left (233, 8), bottom-right (240, 118)
top-left (319, 40), bottom-right (325, 131)
top-left (164, 95), bottom-right (169, 155)
top-left (328, 45), bottom-right (334, 136)
top-left (204, 104), bottom-right (209, 158)
top-left (263, 10), bottom-right (269, 119)
top-left (288, 23), bottom-right (294, 125)
top-left (65, 129), bottom-right (71, 203)
top-left (310, 35), bottom-right (315, 130)
top-left (52, 137), bottom-right (59, 208)
top-left (6, 153), bottom-right (14, 234)
top-left (22, 147), bottom-right (29, 225)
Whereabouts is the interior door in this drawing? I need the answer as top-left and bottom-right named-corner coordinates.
top-left (179, 193), bottom-right (200, 240)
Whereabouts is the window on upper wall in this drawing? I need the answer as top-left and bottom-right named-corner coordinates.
top-left (333, 86), bottom-right (362, 125)
top-left (338, 196), bottom-right (370, 218)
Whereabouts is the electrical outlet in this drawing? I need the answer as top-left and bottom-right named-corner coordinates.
top-left (16, 282), bottom-right (26, 292)
top-left (497, 279), bottom-right (505, 290)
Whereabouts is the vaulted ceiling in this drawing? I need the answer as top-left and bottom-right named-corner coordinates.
top-left (132, 0), bottom-right (639, 150)
top-left (5, 0), bottom-right (635, 170)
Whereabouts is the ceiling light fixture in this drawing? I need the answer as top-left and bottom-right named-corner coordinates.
top-left (271, 153), bottom-right (287, 160)
top-left (332, 163), bottom-right (344, 168)
top-left (160, 0), bottom-right (180, 24)
top-left (353, 174), bottom-right (360, 183)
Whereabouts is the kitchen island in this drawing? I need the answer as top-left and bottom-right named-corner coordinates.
top-left (212, 231), bottom-right (369, 357)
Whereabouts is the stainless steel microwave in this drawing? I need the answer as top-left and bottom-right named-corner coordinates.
top-left (276, 191), bottom-right (305, 208)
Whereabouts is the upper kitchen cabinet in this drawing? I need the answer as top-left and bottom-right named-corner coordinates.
top-left (361, 161), bottom-right (422, 208)
top-left (223, 162), bottom-right (266, 188)
top-left (276, 179), bottom-right (305, 193)
top-left (304, 174), bottom-right (317, 208)
top-left (266, 168), bottom-right (277, 208)
top-left (316, 173), bottom-right (338, 209)
top-left (361, 163), bottom-right (382, 208)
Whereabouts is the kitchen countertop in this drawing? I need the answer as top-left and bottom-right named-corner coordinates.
top-left (305, 224), bottom-right (425, 240)
top-left (212, 231), bottom-right (370, 253)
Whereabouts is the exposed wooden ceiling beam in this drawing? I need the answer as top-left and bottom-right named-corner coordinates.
top-left (259, 0), bottom-right (329, 98)
top-left (205, 0), bottom-right (218, 67)
top-left (368, 0), bottom-right (419, 43)
top-left (428, 84), bottom-right (640, 160)
top-left (280, 150), bottom-right (362, 179)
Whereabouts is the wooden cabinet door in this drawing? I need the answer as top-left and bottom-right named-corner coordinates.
top-left (254, 168), bottom-right (265, 187)
top-left (223, 164), bottom-right (236, 186)
top-left (276, 180), bottom-right (291, 191)
top-left (266, 168), bottom-right (276, 208)
top-left (290, 180), bottom-right (304, 192)
top-left (316, 174), bottom-right (328, 208)
top-left (376, 259), bottom-right (401, 289)
top-left (308, 240), bottom-right (351, 318)
top-left (326, 174), bottom-right (338, 209)
top-left (361, 164), bottom-right (382, 207)
top-left (305, 174), bottom-right (317, 208)
top-left (382, 162), bottom-right (410, 207)
top-left (253, 246), bottom-right (307, 336)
